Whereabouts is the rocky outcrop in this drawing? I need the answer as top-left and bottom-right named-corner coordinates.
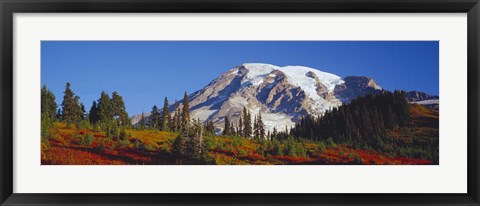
top-left (406, 91), bottom-right (439, 102)
top-left (334, 76), bottom-right (382, 103)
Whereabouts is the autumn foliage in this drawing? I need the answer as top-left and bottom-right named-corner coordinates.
top-left (42, 115), bottom-right (436, 165)
top-left (41, 83), bottom-right (438, 165)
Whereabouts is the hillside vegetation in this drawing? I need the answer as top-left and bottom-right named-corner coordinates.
top-left (41, 83), bottom-right (438, 165)
top-left (42, 119), bottom-right (435, 165)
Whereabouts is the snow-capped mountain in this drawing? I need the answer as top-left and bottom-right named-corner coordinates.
top-left (131, 63), bottom-right (386, 131)
top-left (181, 63), bottom-right (382, 132)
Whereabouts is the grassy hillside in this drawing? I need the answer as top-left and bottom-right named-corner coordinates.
top-left (42, 103), bottom-right (438, 165)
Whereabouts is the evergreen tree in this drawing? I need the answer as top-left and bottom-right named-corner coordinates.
top-left (238, 117), bottom-right (243, 137)
top-left (385, 106), bottom-right (398, 129)
top-left (169, 108), bottom-right (175, 132)
top-left (80, 102), bottom-right (86, 120)
top-left (56, 109), bottom-right (62, 121)
top-left (258, 112), bottom-right (266, 139)
top-left (223, 116), bottom-right (231, 136)
top-left (243, 107), bottom-right (252, 138)
top-left (174, 100), bottom-right (181, 132)
top-left (41, 85), bottom-right (57, 137)
top-left (172, 135), bottom-right (187, 164)
top-left (253, 115), bottom-right (259, 139)
top-left (41, 85), bottom-right (57, 121)
top-left (138, 112), bottom-right (147, 130)
top-left (394, 90), bottom-right (411, 126)
top-left (186, 136), bottom-right (202, 162)
top-left (111, 91), bottom-right (130, 127)
top-left (230, 122), bottom-right (236, 136)
top-left (97, 91), bottom-right (114, 123)
top-left (193, 118), bottom-right (204, 144)
top-left (88, 101), bottom-right (99, 124)
top-left (204, 120), bottom-right (215, 135)
top-left (161, 97), bottom-right (171, 131)
top-left (61, 82), bottom-right (83, 126)
top-left (171, 100), bottom-right (177, 132)
top-left (272, 127), bottom-right (278, 141)
top-left (247, 110), bottom-right (252, 136)
top-left (181, 92), bottom-right (191, 135)
top-left (290, 91), bottom-right (411, 145)
top-left (149, 105), bottom-right (160, 129)
top-left (175, 118), bottom-right (207, 164)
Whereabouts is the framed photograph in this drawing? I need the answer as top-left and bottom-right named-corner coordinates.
top-left (1, 0), bottom-right (479, 205)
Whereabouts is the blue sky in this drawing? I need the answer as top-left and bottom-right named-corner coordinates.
top-left (41, 41), bottom-right (439, 116)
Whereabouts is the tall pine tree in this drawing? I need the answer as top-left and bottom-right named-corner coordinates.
top-left (204, 120), bottom-right (215, 135)
top-left (253, 115), bottom-right (259, 139)
top-left (41, 85), bottom-right (57, 121)
top-left (238, 117), bottom-right (243, 137)
top-left (243, 107), bottom-right (252, 138)
top-left (139, 112), bottom-right (147, 130)
top-left (161, 97), bottom-right (171, 131)
top-left (176, 100), bottom-right (182, 132)
top-left (61, 82), bottom-right (83, 126)
top-left (79, 102), bottom-right (86, 120)
top-left (111, 91), bottom-right (130, 127)
top-left (97, 91), bottom-right (113, 123)
top-left (41, 85), bottom-right (57, 135)
top-left (258, 112), bottom-right (265, 139)
top-left (172, 100), bottom-right (180, 132)
top-left (149, 105), bottom-right (160, 129)
top-left (180, 92), bottom-right (191, 135)
top-left (223, 116), bottom-right (231, 136)
top-left (88, 101), bottom-right (99, 124)
top-left (169, 104), bottom-right (176, 132)
top-left (230, 122), bottom-right (236, 136)
top-left (272, 127), bottom-right (278, 141)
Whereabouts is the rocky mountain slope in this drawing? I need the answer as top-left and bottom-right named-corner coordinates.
top-left (405, 91), bottom-right (439, 102)
top-left (176, 63), bottom-right (382, 132)
top-left (405, 91), bottom-right (439, 110)
top-left (132, 63), bottom-right (437, 132)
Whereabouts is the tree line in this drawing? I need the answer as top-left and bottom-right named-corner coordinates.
top-left (223, 107), bottom-right (266, 140)
top-left (42, 83), bottom-right (410, 144)
top-left (41, 83), bottom-right (133, 137)
top-left (137, 92), bottom-right (203, 136)
top-left (290, 90), bottom-right (410, 146)
top-left (41, 82), bottom-right (214, 164)
top-left (41, 83), bottom-right (202, 136)
top-left (42, 83), bottom-right (413, 149)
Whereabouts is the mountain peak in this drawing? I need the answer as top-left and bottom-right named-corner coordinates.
top-left (242, 63), bottom-right (279, 69)
top-left (183, 63), bottom-right (384, 132)
top-left (133, 64), bottom-right (385, 133)
top-left (237, 63), bottom-right (344, 92)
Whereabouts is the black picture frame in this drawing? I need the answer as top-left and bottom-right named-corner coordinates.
top-left (1, 0), bottom-right (479, 205)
